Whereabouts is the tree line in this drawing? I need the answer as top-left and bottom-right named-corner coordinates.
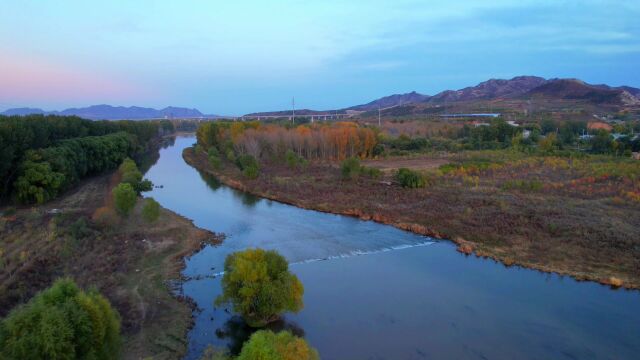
top-left (197, 121), bottom-right (378, 162)
top-left (14, 132), bottom-right (136, 203)
top-left (0, 115), bottom-right (174, 203)
top-left (383, 118), bottom-right (640, 155)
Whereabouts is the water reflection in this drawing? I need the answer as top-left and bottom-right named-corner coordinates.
top-left (198, 171), bottom-right (222, 191)
top-left (235, 191), bottom-right (261, 207)
top-left (138, 136), bottom-right (176, 173)
top-left (162, 136), bottom-right (177, 149)
top-left (216, 316), bottom-right (305, 355)
top-left (197, 170), bottom-right (260, 207)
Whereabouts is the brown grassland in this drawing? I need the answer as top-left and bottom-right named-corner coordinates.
top-left (0, 171), bottom-right (221, 359)
top-left (184, 147), bottom-right (640, 289)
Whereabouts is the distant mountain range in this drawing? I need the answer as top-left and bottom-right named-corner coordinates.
top-left (248, 76), bottom-right (640, 117)
top-left (347, 91), bottom-right (431, 111)
top-left (4, 76), bottom-right (639, 121)
top-left (0, 104), bottom-right (217, 120)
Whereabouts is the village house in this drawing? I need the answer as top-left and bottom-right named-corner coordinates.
top-left (471, 120), bottom-right (490, 127)
top-left (587, 121), bottom-right (613, 132)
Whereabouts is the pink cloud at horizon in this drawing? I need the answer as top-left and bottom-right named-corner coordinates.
top-left (0, 52), bottom-right (154, 107)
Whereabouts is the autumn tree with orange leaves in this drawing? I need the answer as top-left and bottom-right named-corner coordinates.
top-left (198, 121), bottom-right (378, 162)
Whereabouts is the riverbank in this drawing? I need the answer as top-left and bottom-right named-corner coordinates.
top-left (0, 169), bottom-right (222, 359)
top-left (183, 147), bottom-right (640, 290)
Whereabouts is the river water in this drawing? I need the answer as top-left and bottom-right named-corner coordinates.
top-left (144, 135), bottom-right (639, 360)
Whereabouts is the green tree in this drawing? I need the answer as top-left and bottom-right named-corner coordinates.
top-left (285, 149), bottom-right (298, 169)
top-left (340, 157), bottom-right (361, 180)
top-left (119, 158), bottom-right (153, 194)
top-left (208, 147), bottom-right (223, 169)
top-left (237, 330), bottom-right (319, 360)
top-left (112, 183), bottom-right (136, 216)
top-left (591, 130), bottom-right (613, 154)
top-left (237, 154), bottom-right (260, 179)
top-left (13, 154), bottom-right (65, 204)
top-left (207, 147), bottom-right (219, 157)
top-left (209, 155), bottom-right (222, 170)
top-left (538, 133), bottom-right (559, 154)
top-left (510, 133), bottom-right (526, 152)
top-left (237, 154), bottom-right (258, 170)
top-left (118, 158), bottom-right (138, 175)
top-left (215, 249), bottom-right (304, 327)
top-left (540, 118), bottom-right (556, 135)
top-left (121, 169), bottom-right (142, 186)
top-left (134, 179), bottom-right (153, 193)
top-left (0, 278), bottom-right (121, 360)
top-left (141, 197), bottom-right (160, 223)
top-left (197, 122), bottom-right (222, 150)
top-left (243, 166), bottom-right (259, 179)
top-left (226, 149), bottom-right (236, 163)
top-left (395, 168), bottom-right (426, 188)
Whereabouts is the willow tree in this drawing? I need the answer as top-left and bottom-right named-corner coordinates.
top-left (215, 249), bottom-right (304, 327)
top-left (237, 330), bottom-right (319, 360)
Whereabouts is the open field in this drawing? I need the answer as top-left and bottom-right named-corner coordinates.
top-left (362, 156), bottom-right (450, 172)
top-left (0, 171), bottom-right (221, 359)
top-left (185, 147), bottom-right (640, 289)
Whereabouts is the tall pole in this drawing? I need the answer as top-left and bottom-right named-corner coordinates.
top-left (444, 95), bottom-right (447, 118)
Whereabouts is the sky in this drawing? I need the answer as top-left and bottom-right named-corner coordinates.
top-left (1, 0), bottom-right (639, 115)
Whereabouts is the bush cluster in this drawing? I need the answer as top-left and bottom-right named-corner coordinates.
top-left (0, 278), bottom-right (121, 359)
top-left (285, 149), bottom-right (308, 169)
top-left (236, 154), bottom-right (260, 179)
top-left (237, 330), bottom-right (319, 360)
top-left (208, 148), bottom-right (223, 170)
top-left (341, 157), bottom-right (361, 179)
top-left (340, 157), bottom-right (381, 180)
top-left (112, 183), bottom-right (137, 216)
top-left (141, 197), bottom-right (161, 223)
top-left (395, 168), bottom-right (427, 188)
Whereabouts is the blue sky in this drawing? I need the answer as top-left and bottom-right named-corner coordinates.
top-left (1, 0), bottom-right (639, 115)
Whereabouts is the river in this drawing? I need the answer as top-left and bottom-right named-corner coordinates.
top-left (144, 135), bottom-right (640, 360)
